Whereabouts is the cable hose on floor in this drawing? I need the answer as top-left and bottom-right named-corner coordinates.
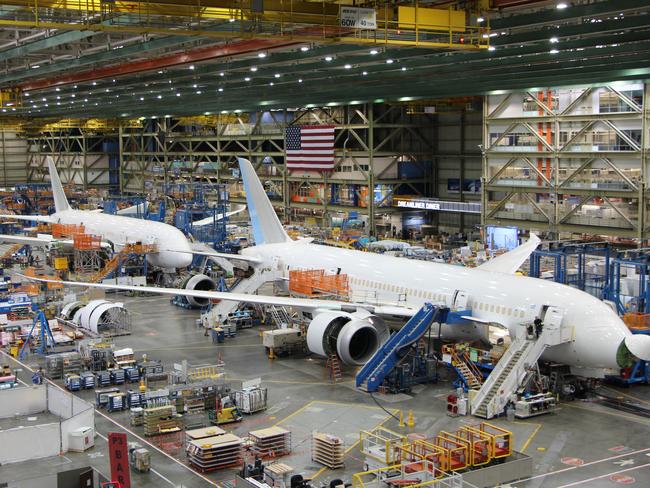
top-left (368, 390), bottom-right (401, 422)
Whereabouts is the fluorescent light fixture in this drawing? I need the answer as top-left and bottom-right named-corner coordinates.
top-left (362, 71), bottom-right (368, 76)
top-left (218, 87), bottom-right (224, 92)
top-left (550, 49), bottom-right (559, 54)
top-left (401, 67), bottom-right (406, 71)
top-left (176, 93), bottom-right (181, 97)
top-left (92, 81), bottom-right (97, 85)
top-left (300, 46), bottom-right (309, 52)
top-left (55, 87), bottom-right (60, 91)
top-left (477, 17), bottom-right (485, 23)
top-left (140, 97), bottom-right (144, 101)
top-left (192, 84), bottom-right (198, 88)
top-left (556, 2), bottom-right (568, 9)
top-left (550, 37), bottom-right (559, 43)
top-left (274, 73), bottom-right (281, 78)
top-left (219, 72), bottom-right (225, 76)
top-left (251, 66), bottom-right (258, 72)
top-left (196, 90), bottom-right (202, 94)
top-left (258, 52), bottom-right (266, 58)
top-left (344, 64), bottom-right (352, 69)
top-left (325, 56), bottom-right (333, 61)
top-left (245, 77), bottom-right (251, 81)
top-left (189, 65), bottom-right (195, 70)
top-left (158, 70), bottom-right (163, 74)
top-left (32, 65), bottom-right (40, 69)
top-left (229, 17), bottom-right (236, 22)
top-left (157, 95), bottom-right (162, 99)
top-left (269, 82), bottom-right (274, 86)
top-left (386, 59), bottom-right (393, 64)
top-left (370, 49), bottom-right (378, 55)
top-left (298, 79), bottom-right (303, 83)
top-left (488, 46), bottom-right (496, 51)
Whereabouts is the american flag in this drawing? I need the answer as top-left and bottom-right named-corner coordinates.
top-left (285, 125), bottom-right (335, 171)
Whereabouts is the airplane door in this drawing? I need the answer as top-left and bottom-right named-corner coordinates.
top-left (452, 290), bottom-right (469, 310)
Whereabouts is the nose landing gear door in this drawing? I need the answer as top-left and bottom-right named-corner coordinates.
top-left (452, 290), bottom-right (469, 311)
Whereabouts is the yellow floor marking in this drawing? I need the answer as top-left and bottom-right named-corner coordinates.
top-left (564, 402), bottom-right (650, 425)
top-left (517, 422), bottom-right (542, 453)
top-left (601, 385), bottom-right (650, 406)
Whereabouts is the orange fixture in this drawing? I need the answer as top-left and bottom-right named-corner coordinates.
top-left (52, 223), bottom-right (85, 238)
top-left (289, 269), bottom-right (349, 298)
top-left (73, 233), bottom-right (102, 250)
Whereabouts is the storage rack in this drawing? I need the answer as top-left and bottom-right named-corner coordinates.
top-left (312, 432), bottom-right (344, 469)
top-left (186, 433), bottom-right (243, 472)
top-left (185, 426), bottom-right (225, 444)
top-left (234, 387), bottom-right (268, 414)
top-left (143, 405), bottom-right (181, 436)
top-left (130, 407), bottom-right (144, 426)
top-left (249, 427), bottom-right (291, 458)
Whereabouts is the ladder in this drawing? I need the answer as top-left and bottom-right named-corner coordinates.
top-left (90, 254), bottom-right (120, 282)
top-left (326, 354), bottom-right (343, 383)
top-left (471, 306), bottom-right (572, 419)
top-left (451, 348), bottom-right (483, 390)
top-left (0, 243), bottom-right (23, 261)
top-left (355, 303), bottom-right (449, 392)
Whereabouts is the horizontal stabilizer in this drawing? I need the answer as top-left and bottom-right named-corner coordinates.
top-left (478, 234), bottom-right (541, 274)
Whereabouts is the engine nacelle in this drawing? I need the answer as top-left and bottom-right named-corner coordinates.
top-left (176, 273), bottom-right (217, 308)
top-left (306, 310), bottom-right (390, 366)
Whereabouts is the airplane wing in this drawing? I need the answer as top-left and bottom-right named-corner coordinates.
top-left (181, 242), bottom-right (263, 264)
top-left (191, 205), bottom-right (247, 227)
top-left (477, 234), bottom-right (541, 275)
top-left (0, 214), bottom-right (55, 223)
top-left (19, 274), bottom-right (418, 318)
top-left (0, 233), bottom-right (54, 246)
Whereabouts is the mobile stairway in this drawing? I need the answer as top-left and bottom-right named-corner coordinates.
top-left (471, 306), bottom-right (572, 419)
top-left (267, 305), bottom-right (292, 329)
top-left (356, 303), bottom-right (449, 393)
top-left (449, 347), bottom-right (484, 391)
top-left (201, 266), bottom-right (281, 328)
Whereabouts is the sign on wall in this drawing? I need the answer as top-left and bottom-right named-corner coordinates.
top-left (340, 6), bottom-right (377, 30)
top-left (108, 432), bottom-right (131, 488)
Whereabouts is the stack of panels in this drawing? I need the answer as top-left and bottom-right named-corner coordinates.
top-left (185, 426), bottom-right (225, 444)
top-left (249, 427), bottom-right (291, 458)
top-left (312, 432), bottom-right (344, 469)
top-left (143, 405), bottom-right (181, 436)
top-left (186, 434), bottom-right (243, 472)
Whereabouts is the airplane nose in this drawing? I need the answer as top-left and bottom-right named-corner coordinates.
top-left (624, 334), bottom-right (650, 361)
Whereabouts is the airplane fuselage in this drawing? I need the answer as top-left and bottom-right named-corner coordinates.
top-left (52, 209), bottom-right (193, 268)
top-left (243, 240), bottom-right (631, 375)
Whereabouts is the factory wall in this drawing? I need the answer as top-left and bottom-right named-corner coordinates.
top-left (0, 423), bottom-right (61, 464)
top-left (0, 130), bottom-right (28, 186)
top-left (0, 384), bottom-right (46, 417)
top-left (47, 383), bottom-right (95, 452)
top-left (434, 111), bottom-right (482, 234)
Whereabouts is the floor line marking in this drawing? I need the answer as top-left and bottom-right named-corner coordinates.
top-left (601, 385), bottom-right (650, 406)
top-left (514, 447), bottom-right (650, 483)
top-left (563, 402), bottom-right (650, 425)
top-left (519, 422), bottom-right (542, 453)
top-left (557, 462), bottom-right (650, 487)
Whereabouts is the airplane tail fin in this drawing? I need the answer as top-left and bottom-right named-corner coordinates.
top-left (47, 156), bottom-right (70, 213)
top-left (237, 157), bottom-right (289, 245)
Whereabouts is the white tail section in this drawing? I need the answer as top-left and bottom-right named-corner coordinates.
top-left (47, 156), bottom-right (70, 213)
top-left (237, 157), bottom-right (289, 245)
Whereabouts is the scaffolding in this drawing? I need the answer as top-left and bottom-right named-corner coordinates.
top-left (289, 269), bottom-right (349, 298)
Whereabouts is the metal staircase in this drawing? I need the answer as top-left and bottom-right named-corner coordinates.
top-left (202, 267), bottom-right (280, 327)
top-left (471, 306), bottom-right (571, 419)
top-left (267, 305), bottom-right (292, 329)
top-left (326, 354), bottom-right (343, 383)
top-left (356, 303), bottom-right (449, 393)
top-left (0, 243), bottom-right (24, 261)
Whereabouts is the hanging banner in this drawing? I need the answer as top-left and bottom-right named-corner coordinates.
top-left (108, 432), bottom-right (131, 488)
top-left (340, 7), bottom-right (377, 30)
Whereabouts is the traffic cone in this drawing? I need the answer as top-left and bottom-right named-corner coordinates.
top-left (399, 410), bottom-right (405, 428)
top-left (268, 348), bottom-right (275, 360)
top-left (407, 410), bottom-right (415, 428)
top-left (139, 378), bottom-right (146, 393)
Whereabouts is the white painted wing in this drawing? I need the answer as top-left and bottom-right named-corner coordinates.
top-left (19, 274), bottom-right (418, 317)
top-left (186, 243), bottom-right (263, 264)
top-left (0, 233), bottom-right (54, 246)
top-left (191, 205), bottom-right (247, 227)
top-left (477, 234), bottom-right (541, 274)
top-left (0, 214), bottom-right (55, 223)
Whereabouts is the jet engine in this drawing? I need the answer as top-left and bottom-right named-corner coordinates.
top-left (175, 273), bottom-right (217, 308)
top-left (306, 310), bottom-right (390, 365)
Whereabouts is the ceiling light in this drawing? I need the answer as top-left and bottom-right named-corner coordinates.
top-left (105, 88), bottom-right (110, 92)
top-left (84, 98), bottom-right (88, 102)
top-left (325, 56), bottom-right (333, 61)
top-left (550, 49), bottom-right (559, 54)
top-left (196, 90), bottom-right (202, 94)
top-left (24, 92), bottom-right (29, 97)
top-left (168, 80), bottom-right (172, 83)
top-left (92, 81), bottom-right (97, 85)
top-left (386, 59), bottom-right (394, 64)
top-left (370, 49), bottom-right (378, 55)
top-left (218, 87), bottom-right (224, 92)
top-left (71, 94), bottom-right (75, 98)
top-left (158, 70), bottom-right (163, 74)
top-left (157, 95), bottom-right (162, 99)
top-left (269, 82), bottom-right (274, 86)
top-left (550, 37), bottom-right (559, 43)
top-left (488, 46), bottom-right (496, 51)
top-left (192, 84), bottom-right (198, 88)
top-left (274, 73), bottom-right (281, 78)
top-left (32, 65), bottom-right (40, 69)
top-left (344, 64), bottom-right (352, 69)
top-left (258, 52), bottom-right (266, 58)
top-left (189, 65), bottom-right (195, 70)
top-left (556, 2), bottom-right (568, 9)
top-left (42, 97), bottom-right (46, 101)
top-left (298, 79), bottom-right (303, 83)
top-left (56, 96), bottom-right (60, 100)
top-left (245, 77), bottom-right (251, 81)
top-left (477, 17), bottom-right (485, 23)
top-left (73, 85), bottom-right (77, 89)
top-left (362, 71), bottom-right (368, 76)
top-left (300, 46), bottom-right (309, 52)
top-left (55, 87), bottom-right (60, 91)
top-left (140, 97), bottom-right (144, 101)
top-left (112, 79), bottom-right (116, 83)
top-left (401, 67), bottom-right (406, 71)
top-left (229, 17), bottom-right (236, 22)
top-left (251, 66), bottom-right (258, 72)
top-left (176, 93), bottom-right (181, 97)
top-left (219, 72), bottom-right (225, 77)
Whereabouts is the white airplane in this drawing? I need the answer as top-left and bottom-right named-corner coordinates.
top-left (22, 158), bottom-right (650, 378)
top-left (0, 158), bottom-right (247, 270)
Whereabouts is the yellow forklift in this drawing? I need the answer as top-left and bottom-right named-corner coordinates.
top-left (209, 395), bottom-right (243, 425)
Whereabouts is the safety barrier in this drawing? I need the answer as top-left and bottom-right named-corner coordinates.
top-left (51, 223), bottom-right (85, 238)
top-left (73, 233), bottom-right (102, 250)
top-left (289, 269), bottom-right (349, 297)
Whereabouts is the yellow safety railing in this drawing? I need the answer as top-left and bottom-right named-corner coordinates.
top-left (359, 426), bottom-right (408, 466)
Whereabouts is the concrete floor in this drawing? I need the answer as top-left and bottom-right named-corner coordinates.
top-left (1, 290), bottom-right (650, 488)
